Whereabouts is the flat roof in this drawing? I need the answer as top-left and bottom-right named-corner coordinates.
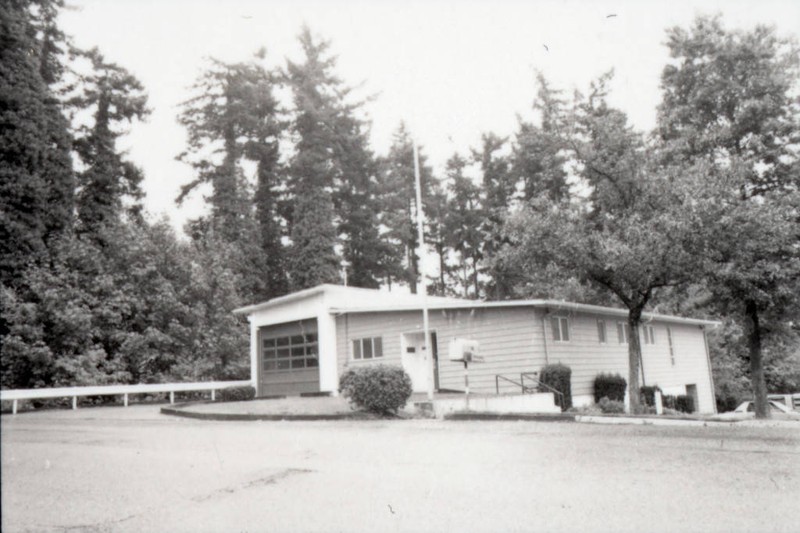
top-left (234, 284), bottom-right (719, 327)
top-left (329, 299), bottom-right (720, 327)
top-left (232, 284), bottom-right (469, 316)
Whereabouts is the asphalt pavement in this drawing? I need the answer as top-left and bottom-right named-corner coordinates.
top-left (2, 405), bottom-right (799, 532)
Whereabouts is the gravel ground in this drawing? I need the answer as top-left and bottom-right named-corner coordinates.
top-left (2, 405), bottom-right (799, 533)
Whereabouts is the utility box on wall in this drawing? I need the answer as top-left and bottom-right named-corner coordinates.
top-left (448, 338), bottom-right (480, 362)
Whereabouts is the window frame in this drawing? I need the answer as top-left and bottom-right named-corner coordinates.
top-left (643, 325), bottom-right (656, 345)
top-left (261, 332), bottom-right (319, 373)
top-left (617, 322), bottom-right (631, 344)
top-left (667, 327), bottom-right (675, 365)
top-left (597, 319), bottom-right (607, 344)
top-left (550, 316), bottom-right (570, 343)
top-left (352, 336), bottom-right (384, 361)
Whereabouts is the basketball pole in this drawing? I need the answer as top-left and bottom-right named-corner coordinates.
top-left (413, 139), bottom-right (434, 402)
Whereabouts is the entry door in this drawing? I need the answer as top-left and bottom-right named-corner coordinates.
top-left (401, 332), bottom-right (434, 393)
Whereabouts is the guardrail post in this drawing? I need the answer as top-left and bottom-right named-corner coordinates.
top-left (13, 399), bottom-right (18, 415)
top-left (169, 391), bottom-right (175, 404)
top-left (72, 396), bottom-right (77, 410)
top-left (123, 393), bottom-right (128, 407)
top-left (211, 389), bottom-right (216, 402)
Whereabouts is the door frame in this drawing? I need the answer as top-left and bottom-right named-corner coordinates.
top-left (400, 330), bottom-right (439, 393)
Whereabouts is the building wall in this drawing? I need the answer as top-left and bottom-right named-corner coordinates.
top-left (544, 312), bottom-right (715, 413)
top-left (336, 307), bottom-right (546, 393)
top-left (334, 306), bottom-right (716, 413)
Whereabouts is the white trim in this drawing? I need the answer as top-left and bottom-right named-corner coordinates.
top-left (550, 316), bottom-right (571, 342)
top-left (330, 299), bottom-right (719, 327)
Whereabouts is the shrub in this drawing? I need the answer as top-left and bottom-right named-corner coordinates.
top-left (339, 365), bottom-right (412, 415)
top-left (676, 394), bottom-right (695, 413)
top-left (594, 373), bottom-right (626, 403)
top-left (640, 385), bottom-right (662, 407)
top-left (598, 396), bottom-right (625, 414)
top-left (217, 386), bottom-right (256, 402)
top-left (539, 363), bottom-right (572, 411)
top-left (716, 392), bottom-right (741, 413)
top-left (662, 394), bottom-right (677, 410)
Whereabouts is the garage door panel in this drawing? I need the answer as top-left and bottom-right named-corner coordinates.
top-left (259, 319), bottom-right (320, 396)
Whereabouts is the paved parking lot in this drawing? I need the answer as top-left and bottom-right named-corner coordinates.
top-left (2, 405), bottom-right (799, 532)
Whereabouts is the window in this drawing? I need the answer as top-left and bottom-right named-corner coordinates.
top-left (597, 320), bottom-right (607, 343)
top-left (551, 316), bottom-right (570, 342)
top-left (617, 322), bottom-right (631, 344)
top-left (352, 337), bottom-right (383, 360)
top-left (667, 327), bottom-right (675, 365)
top-left (262, 332), bottom-right (318, 371)
top-left (643, 325), bottom-right (656, 345)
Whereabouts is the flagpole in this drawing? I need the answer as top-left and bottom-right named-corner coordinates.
top-left (413, 139), bottom-right (434, 401)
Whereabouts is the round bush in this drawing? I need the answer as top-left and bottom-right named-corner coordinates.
top-left (339, 365), bottom-right (412, 415)
top-left (598, 396), bottom-right (625, 414)
top-left (217, 386), bottom-right (256, 402)
top-left (594, 373), bottom-right (627, 403)
top-left (539, 363), bottom-right (572, 411)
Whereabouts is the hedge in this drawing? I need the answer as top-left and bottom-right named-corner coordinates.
top-left (339, 365), bottom-right (412, 415)
top-left (217, 386), bottom-right (256, 402)
top-left (539, 363), bottom-right (572, 411)
top-left (594, 373), bottom-right (626, 403)
top-left (598, 397), bottom-right (625, 414)
top-left (676, 394), bottom-right (695, 414)
top-left (640, 385), bottom-right (662, 407)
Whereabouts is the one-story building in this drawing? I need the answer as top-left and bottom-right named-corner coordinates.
top-left (234, 284), bottom-right (719, 413)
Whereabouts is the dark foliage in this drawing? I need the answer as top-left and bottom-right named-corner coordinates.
top-left (594, 373), bottom-right (627, 403)
top-left (598, 397), bottom-right (625, 414)
top-left (539, 363), bottom-right (572, 411)
top-left (217, 386), bottom-right (256, 402)
top-left (639, 385), bottom-right (662, 407)
top-left (339, 365), bottom-right (412, 415)
top-left (676, 394), bottom-right (695, 414)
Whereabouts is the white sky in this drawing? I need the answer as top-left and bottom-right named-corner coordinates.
top-left (60, 0), bottom-right (800, 234)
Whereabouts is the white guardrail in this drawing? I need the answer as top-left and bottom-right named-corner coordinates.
top-left (0, 380), bottom-right (253, 415)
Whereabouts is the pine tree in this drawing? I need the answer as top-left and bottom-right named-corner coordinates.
top-left (0, 0), bottom-right (74, 286)
top-left (177, 53), bottom-right (288, 301)
top-left (68, 48), bottom-right (149, 239)
top-left (377, 123), bottom-right (437, 293)
top-left (284, 26), bottom-right (366, 289)
top-left (512, 74), bottom-right (569, 202)
top-left (32, 0), bottom-right (75, 242)
top-left (444, 154), bottom-right (484, 298)
top-left (472, 133), bottom-right (515, 300)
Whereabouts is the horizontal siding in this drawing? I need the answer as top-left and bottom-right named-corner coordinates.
top-left (337, 308), bottom-right (545, 394)
top-left (333, 307), bottom-right (715, 412)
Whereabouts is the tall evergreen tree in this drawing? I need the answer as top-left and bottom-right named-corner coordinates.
top-left (444, 154), bottom-right (484, 298)
top-left (472, 133), bottom-right (514, 299)
top-left (32, 0), bottom-right (75, 242)
top-left (512, 74), bottom-right (569, 202)
top-left (0, 0), bottom-right (74, 286)
top-left (177, 53), bottom-right (287, 300)
top-left (377, 123), bottom-right (437, 293)
top-left (69, 48), bottom-right (149, 238)
top-left (284, 27), bottom-right (345, 289)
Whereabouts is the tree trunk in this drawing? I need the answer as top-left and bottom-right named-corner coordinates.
top-left (472, 255), bottom-right (480, 299)
top-left (627, 310), bottom-right (643, 412)
top-left (744, 299), bottom-right (770, 419)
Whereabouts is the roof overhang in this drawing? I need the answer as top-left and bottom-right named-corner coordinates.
top-left (329, 299), bottom-right (721, 328)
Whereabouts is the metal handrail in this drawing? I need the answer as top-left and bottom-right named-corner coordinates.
top-left (520, 372), bottom-right (566, 409)
top-left (495, 374), bottom-right (537, 395)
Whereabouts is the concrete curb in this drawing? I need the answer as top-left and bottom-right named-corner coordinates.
top-left (575, 415), bottom-right (734, 427)
top-left (160, 403), bottom-right (373, 421)
top-left (444, 412), bottom-right (576, 422)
